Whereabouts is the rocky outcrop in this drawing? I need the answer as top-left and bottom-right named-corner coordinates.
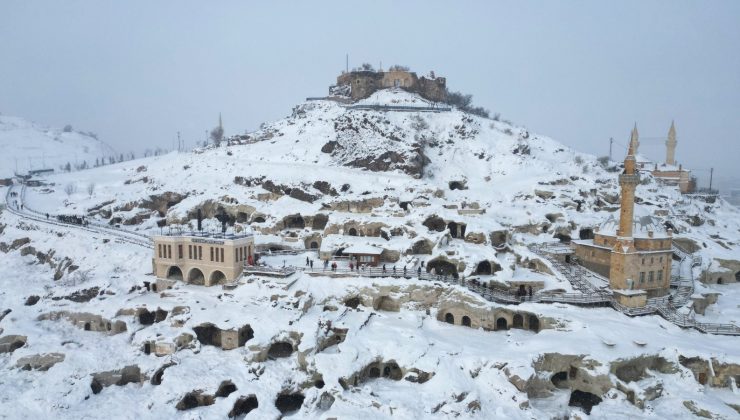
top-left (90, 365), bottom-right (145, 394)
top-left (16, 353), bottom-right (65, 371)
top-left (0, 335), bottom-right (27, 353)
top-left (193, 322), bottom-right (253, 350)
top-left (38, 311), bottom-right (127, 334)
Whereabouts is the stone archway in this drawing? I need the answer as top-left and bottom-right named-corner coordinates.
top-left (462, 315), bottom-right (471, 327)
top-left (310, 241), bottom-right (319, 249)
top-left (579, 228), bottom-right (594, 240)
top-left (444, 313), bottom-right (455, 324)
top-left (717, 277), bottom-right (724, 285)
top-left (166, 266), bottom-right (183, 281)
top-left (447, 221), bottom-right (459, 238)
top-left (427, 258), bottom-right (459, 279)
top-left (496, 317), bottom-right (508, 330)
top-left (529, 315), bottom-right (540, 332)
top-left (210, 270), bottom-right (226, 285)
top-left (736, 271), bottom-right (740, 283)
top-left (283, 214), bottom-right (305, 229)
top-left (513, 314), bottom-right (523, 329)
top-left (475, 261), bottom-right (492, 275)
top-left (348, 227), bottom-right (358, 236)
top-left (188, 268), bottom-right (205, 285)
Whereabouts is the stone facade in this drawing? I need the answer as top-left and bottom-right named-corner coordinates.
top-left (152, 232), bottom-right (255, 286)
top-left (573, 126), bottom-right (673, 299)
top-left (335, 69), bottom-right (446, 102)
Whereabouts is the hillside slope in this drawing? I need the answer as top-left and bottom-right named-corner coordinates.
top-left (0, 114), bottom-right (116, 178)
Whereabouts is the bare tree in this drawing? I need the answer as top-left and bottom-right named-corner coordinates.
top-left (86, 183), bottom-right (95, 197)
top-left (64, 183), bottom-right (76, 196)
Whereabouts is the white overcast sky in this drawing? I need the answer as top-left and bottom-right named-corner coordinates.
top-left (1, 1), bottom-right (738, 189)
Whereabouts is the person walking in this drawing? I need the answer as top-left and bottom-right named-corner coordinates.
top-left (310, 259), bottom-right (314, 269)
top-left (417, 266), bottom-right (422, 277)
top-left (306, 256), bottom-right (310, 266)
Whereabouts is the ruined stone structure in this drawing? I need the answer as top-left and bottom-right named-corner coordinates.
top-left (152, 232), bottom-right (254, 287)
top-left (334, 69), bottom-right (446, 102)
top-left (574, 126), bottom-right (673, 298)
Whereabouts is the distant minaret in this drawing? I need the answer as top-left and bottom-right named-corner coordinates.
top-left (218, 113), bottom-right (223, 132)
top-left (617, 128), bottom-right (640, 238)
top-left (666, 121), bottom-right (677, 166)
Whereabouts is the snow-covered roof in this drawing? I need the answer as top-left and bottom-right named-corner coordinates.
top-left (342, 245), bottom-right (383, 255)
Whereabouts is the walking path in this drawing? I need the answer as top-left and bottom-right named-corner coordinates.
top-left (4, 183), bottom-right (153, 248)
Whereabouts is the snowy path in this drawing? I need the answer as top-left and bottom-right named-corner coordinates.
top-left (4, 183), bottom-right (153, 249)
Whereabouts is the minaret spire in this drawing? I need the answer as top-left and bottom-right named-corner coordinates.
top-left (218, 113), bottom-right (223, 131)
top-left (617, 125), bottom-right (640, 238)
top-left (666, 120), bottom-right (677, 166)
top-left (629, 122), bottom-right (639, 156)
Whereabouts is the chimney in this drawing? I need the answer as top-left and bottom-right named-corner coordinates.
top-left (197, 209), bottom-right (202, 231)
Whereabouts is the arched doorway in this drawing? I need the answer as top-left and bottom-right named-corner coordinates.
top-left (427, 258), bottom-right (459, 279)
top-left (166, 266), bottom-right (183, 281)
top-left (529, 315), bottom-right (540, 332)
top-left (348, 227), bottom-right (358, 236)
top-left (444, 313), bottom-right (454, 324)
top-left (513, 314), bottom-right (523, 328)
top-left (475, 261), bottom-right (492, 275)
top-left (579, 228), bottom-right (594, 240)
top-left (188, 268), bottom-right (205, 285)
top-left (310, 241), bottom-right (319, 249)
top-left (496, 317), bottom-right (508, 330)
top-left (462, 316), bottom-right (471, 327)
top-left (736, 271), bottom-right (740, 282)
top-left (717, 277), bottom-right (724, 285)
top-left (210, 270), bottom-right (226, 285)
top-left (447, 222), bottom-right (459, 238)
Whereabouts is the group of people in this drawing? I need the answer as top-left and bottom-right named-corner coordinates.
top-left (57, 214), bottom-right (87, 226)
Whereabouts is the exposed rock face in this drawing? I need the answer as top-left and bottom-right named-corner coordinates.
top-left (527, 353), bottom-right (610, 399)
top-left (325, 197), bottom-right (387, 213)
top-left (90, 365), bottom-right (144, 394)
top-left (176, 390), bottom-right (215, 410)
top-left (275, 392), bottom-right (305, 414)
top-left (16, 353), bottom-right (65, 371)
top-left (0, 335), bottom-right (27, 353)
top-left (610, 355), bottom-right (676, 382)
top-left (701, 258), bottom-right (740, 284)
top-left (38, 311), bottom-right (127, 334)
top-left (229, 395), bottom-right (258, 418)
top-left (193, 322), bottom-right (253, 350)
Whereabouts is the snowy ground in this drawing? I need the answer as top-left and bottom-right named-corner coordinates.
top-left (1, 210), bottom-right (740, 419)
top-left (2, 89), bottom-right (740, 418)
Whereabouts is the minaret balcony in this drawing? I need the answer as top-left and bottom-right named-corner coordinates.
top-left (619, 174), bottom-right (640, 185)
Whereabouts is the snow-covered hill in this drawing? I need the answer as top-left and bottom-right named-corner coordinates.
top-left (1, 89), bottom-right (740, 419)
top-left (0, 114), bottom-right (116, 178)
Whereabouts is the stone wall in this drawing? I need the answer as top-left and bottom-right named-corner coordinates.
top-left (335, 70), bottom-right (446, 102)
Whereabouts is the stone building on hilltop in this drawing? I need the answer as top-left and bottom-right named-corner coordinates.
top-left (574, 126), bottom-right (673, 301)
top-left (333, 68), bottom-right (446, 102)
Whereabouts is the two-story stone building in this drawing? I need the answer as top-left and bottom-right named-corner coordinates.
top-left (152, 231), bottom-right (255, 287)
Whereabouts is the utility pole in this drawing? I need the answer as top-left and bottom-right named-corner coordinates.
top-left (709, 167), bottom-right (714, 191)
top-left (345, 53), bottom-right (349, 73)
top-left (609, 137), bottom-right (613, 161)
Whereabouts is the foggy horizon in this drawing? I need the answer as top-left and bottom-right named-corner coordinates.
top-left (1, 1), bottom-right (738, 190)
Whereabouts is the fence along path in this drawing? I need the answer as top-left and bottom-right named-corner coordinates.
top-left (5, 183), bottom-right (153, 249)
